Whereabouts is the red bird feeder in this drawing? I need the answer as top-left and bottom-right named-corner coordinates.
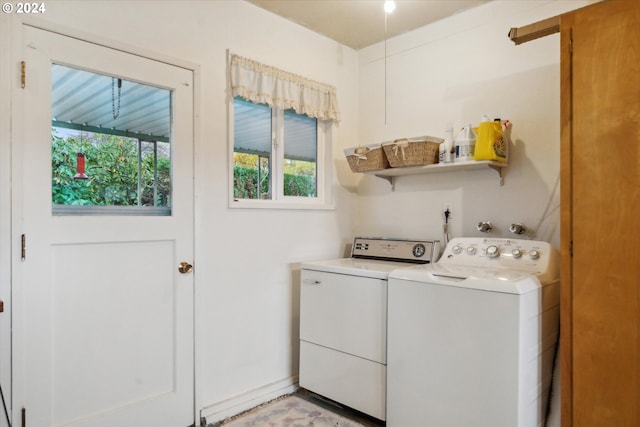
top-left (73, 152), bottom-right (89, 180)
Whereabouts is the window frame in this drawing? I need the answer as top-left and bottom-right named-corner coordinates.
top-left (50, 63), bottom-right (174, 216)
top-left (228, 98), bottom-right (334, 210)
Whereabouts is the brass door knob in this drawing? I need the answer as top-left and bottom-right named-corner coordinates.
top-left (178, 261), bottom-right (193, 274)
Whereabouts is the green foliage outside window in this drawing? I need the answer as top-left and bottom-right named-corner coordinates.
top-left (233, 152), bottom-right (316, 199)
top-left (233, 165), bottom-right (316, 199)
top-left (52, 131), bottom-right (170, 207)
top-left (233, 165), bottom-right (269, 199)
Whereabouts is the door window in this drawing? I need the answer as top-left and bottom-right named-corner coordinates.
top-left (51, 64), bottom-right (172, 215)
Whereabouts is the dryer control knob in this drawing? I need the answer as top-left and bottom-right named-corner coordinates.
top-left (486, 245), bottom-right (500, 258)
top-left (466, 246), bottom-right (476, 255)
top-left (452, 244), bottom-right (462, 254)
top-left (512, 249), bottom-right (523, 258)
top-left (528, 249), bottom-right (540, 260)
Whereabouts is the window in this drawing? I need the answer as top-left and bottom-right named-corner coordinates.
top-left (233, 97), bottom-right (320, 202)
top-left (51, 64), bottom-right (172, 216)
top-left (228, 54), bottom-right (339, 209)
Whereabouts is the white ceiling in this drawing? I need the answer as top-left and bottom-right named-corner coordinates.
top-left (246, 0), bottom-right (491, 50)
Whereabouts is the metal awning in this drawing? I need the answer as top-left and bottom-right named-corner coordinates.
top-left (51, 64), bottom-right (171, 142)
top-left (233, 97), bottom-right (318, 162)
top-left (51, 65), bottom-right (318, 161)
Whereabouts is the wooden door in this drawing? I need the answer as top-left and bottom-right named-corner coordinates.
top-left (560, 1), bottom-right (640, 426)
top-left (14, 25), bottom-right (195, 427)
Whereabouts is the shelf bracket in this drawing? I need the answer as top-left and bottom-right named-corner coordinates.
top-left (489, 164), bottom-right (505, 186)
top-left (376, 174), bottom-right (395, 190)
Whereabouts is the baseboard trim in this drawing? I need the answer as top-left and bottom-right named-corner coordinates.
top-left (200, 376), bottom-right (299, 425)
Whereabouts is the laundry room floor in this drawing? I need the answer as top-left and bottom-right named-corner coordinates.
top-left (209, 389), bottom-right (385, 427)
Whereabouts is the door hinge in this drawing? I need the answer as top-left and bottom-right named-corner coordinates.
top-left (21, 407), bottom-right (26, 427)
top-left (568, 29), bottom-right (573, 56)
top-left (569, 240), bottom-right (573, 257)
top-left (569, 36), bottom-right (573, 55)
top-left (21, 234), bottom-right (26, 261)
top-left (21, 61), bottom-right (26, 89)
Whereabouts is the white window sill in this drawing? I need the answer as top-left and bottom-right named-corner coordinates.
top-left (228, 198), bottom-right (335, 211)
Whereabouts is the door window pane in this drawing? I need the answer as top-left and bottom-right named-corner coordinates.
top-left (51, 64), bottom-right (172, 215)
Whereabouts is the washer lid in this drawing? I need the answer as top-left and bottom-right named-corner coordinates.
top-left (388, 263), bottom-right (543, 294)
top-left (302, 257), bottom-right (415, 279)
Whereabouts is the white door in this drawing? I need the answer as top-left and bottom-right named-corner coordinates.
top-left (14, 25), bottom-right (194, 427)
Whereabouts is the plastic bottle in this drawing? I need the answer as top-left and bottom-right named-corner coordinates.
top-left (474, 115), bottom-right (507, 162)
top-left (473, 115), bottom-right (492, 161)
top-left (440, 125), bottom-right (454, 163)
top-left (455, 124), bottom-right (476, 162)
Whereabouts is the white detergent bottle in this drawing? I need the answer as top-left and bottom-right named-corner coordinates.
top-left (440, 124), bottom-right (454, 163)
top-left (455, 124), bottom-right (476, 162)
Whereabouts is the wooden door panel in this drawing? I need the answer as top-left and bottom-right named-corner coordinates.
top-left (562, 1), bottom-right (640, 426)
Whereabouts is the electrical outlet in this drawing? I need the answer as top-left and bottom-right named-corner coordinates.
top-left (443, 203), bottom-right (452, 218)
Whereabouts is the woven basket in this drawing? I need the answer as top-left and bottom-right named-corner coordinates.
top-left (382, 136), bottom-right (443, 168)
top-left (344, 144), bottom-right (390, 172)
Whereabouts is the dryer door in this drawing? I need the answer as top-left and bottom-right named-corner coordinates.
top-left (300, 269), bottom-right (387, 362)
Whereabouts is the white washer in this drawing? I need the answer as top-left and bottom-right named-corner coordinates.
top-left (300, 237), bottom-right (440, 421)
top-left (387, 237), bottom-right (560, 427)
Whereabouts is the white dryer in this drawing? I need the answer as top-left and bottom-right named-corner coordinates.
top-left (387, 237), bottom-right (560, 427)
top-left (300, 237), bottom-right (440, 421)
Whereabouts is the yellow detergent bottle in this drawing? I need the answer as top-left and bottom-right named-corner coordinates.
top-left (473, 115), bottom-right (507, 162)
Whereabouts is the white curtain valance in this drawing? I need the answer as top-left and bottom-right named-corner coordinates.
top-left (229, 54), bottom-right (341, 123)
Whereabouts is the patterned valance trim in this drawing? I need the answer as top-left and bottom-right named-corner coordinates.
top-left (229, 54), bottom-right (340, 123)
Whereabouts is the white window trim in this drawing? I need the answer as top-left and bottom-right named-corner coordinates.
top-left (227, 103), bottom-right (335, 210)
top-left (228, 103), bottom-right (334, 210)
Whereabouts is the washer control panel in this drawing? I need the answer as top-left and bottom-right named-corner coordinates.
top-left (440, 237), bottom-right (558, 278)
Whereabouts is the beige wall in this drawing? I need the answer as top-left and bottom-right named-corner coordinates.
top-left (354, 0), bottom-right (595, 247)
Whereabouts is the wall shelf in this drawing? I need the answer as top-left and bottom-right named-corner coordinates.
top-left (365, 160), bottom-right (507, 190)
